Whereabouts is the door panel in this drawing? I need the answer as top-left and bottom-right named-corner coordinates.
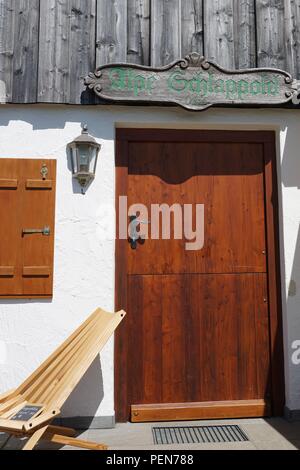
top-left (115, 130), bottom-right (284, 422)
top-left (127, 273), bottom-right (270, 406)
top-left (128, 142), bottom-right (266, 275)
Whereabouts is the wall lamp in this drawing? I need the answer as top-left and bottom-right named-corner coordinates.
top-left (68, 125), bottom-right (101, 192)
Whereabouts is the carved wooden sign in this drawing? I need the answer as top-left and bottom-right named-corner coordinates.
top-left (85, 53), bottom-right (298, 111)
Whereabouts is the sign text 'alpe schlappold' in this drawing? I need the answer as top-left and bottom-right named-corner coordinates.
top-left (85, 53), bottom-right (298, 111)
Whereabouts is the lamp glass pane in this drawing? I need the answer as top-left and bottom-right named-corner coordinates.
top-left (78, 144), bottom-right (90, 173)
top-left (71, 146), bottom-right (78, 174)
top-left (90, 146), bottom-right (98, 174)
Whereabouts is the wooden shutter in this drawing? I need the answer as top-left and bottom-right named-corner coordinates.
top-left (0, 159), bottom-right (56, 298)
top-left (0, 159), bottom-right (21, 295)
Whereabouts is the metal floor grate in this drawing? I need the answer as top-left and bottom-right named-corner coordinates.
top-left (152, 425), bottom-right (249, 445)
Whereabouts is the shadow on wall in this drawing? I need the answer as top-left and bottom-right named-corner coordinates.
top-left (266, 223), bottom-right (300, 441)
top-left (285, 224), bottom-right (300, 415)
top-left (0, 105), bottom-right (110, 132)
top-left (58, 356), bottom-right (105, 428)
top-left (281, 125), bottom-right (300, 189)
top-left (280, 124), bottom-right (300, 415)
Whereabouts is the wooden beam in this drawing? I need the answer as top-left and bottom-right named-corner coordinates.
top-left (131, 399), bottom-right (270, 423)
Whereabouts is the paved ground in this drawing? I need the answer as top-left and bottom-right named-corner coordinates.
top-left (1, 418), bottom-right (300, 450)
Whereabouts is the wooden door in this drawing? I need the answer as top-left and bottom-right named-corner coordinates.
top-left (115, 130), bottom-right (284, 423)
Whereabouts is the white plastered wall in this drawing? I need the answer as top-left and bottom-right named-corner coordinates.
top-left (0, 105), bottom-right (299, 422)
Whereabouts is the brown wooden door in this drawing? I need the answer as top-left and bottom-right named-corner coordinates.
top-left (115, 130), bottom-right (284, 423)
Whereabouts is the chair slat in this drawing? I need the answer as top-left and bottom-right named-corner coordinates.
top-left (0, 390), bottom-right (16, 403)
top-left (47, 311), bottom-right (125, 409)
top-left (1, 401), bottom-right (28, 419)
top-left (23, 313), bottom-right (101, 403)
top-left (16, 309), bottom-right (101, 397)
top-left (0, 395), bottom-right (24, 414)
top-left (34, 319), bottom-right (106, 404)
top-left (39, 318), bottom-right (113, 405)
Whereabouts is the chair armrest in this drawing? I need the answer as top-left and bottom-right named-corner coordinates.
top-left (23, 408), bottom-right (61, 432)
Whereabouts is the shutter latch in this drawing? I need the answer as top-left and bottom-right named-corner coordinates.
top-left (22, 226), bottom-right (51, 236)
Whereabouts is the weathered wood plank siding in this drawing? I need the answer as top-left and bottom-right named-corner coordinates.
top-left (204, 0), bottom-right (256, 70)
top-left (69, 0), bottom-right (96, 104)
top-left (151, 0), bottom-right (181, 67)
top-left (204, 0), bottom-right (235, 69)
top-left (38, 0), bottom-right (71, 103)
top-left (96, 0), bottom-right (127, 66)
top-left (12, 0), bottom-right (40, 103)
top-left (38, 0), bottom-right (96, 104)
top-left (256, 0), bottom-right (286, 69)
top-left (233, 0), bottom-right (256, 69)
top-left (284, 0), bottom-right (300, 78)
top-left (127, 0), bottom-right (150, 65)
top-left (0, 0), bottom-right (299, 104)
top-left (0, 1), bottom-right (15, 102)
top-left (181, 0), bottom-right (203, 58)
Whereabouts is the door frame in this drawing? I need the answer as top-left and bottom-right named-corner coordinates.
top-left (114, 128), bottom-right (285, 422)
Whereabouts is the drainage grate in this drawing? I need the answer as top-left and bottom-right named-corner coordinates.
top-left (152, 425), bottom-right (249, 445)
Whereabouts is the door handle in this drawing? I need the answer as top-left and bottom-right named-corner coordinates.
top-left (129, 215), bottom-right (150, 250)
top-left (22, 226), bottom-right (51, 236)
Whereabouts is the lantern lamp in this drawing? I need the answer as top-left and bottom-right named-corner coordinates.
top-left (68, 125), bottom-right (101, 189)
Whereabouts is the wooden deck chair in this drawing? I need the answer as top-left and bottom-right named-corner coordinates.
top-left (0, 308), bottom-right (126, 451)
